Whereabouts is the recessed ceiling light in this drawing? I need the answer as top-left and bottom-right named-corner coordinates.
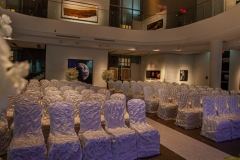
top-left (128, 48), bottom-right (136, 51)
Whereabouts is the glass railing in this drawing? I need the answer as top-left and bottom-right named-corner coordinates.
top-left (1, 0), bottom-right (238, 30)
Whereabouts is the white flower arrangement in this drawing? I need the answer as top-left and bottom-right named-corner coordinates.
top-left (101, 70), bottom-right (114, 82)
top-left (66, 67), bottom-right (79, 81)
top-left (0, 14), bottom-right (30, 113)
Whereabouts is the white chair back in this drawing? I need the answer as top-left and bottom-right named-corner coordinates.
top-left (79, 101), bottom-right (102, 133)
top-left (49, 102), bottom-right (75, 136)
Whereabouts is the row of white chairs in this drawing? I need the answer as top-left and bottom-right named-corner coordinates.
top-left (6, 99), bottom-right (160, 159)
top-left (201, 95), bottom-right (240, 142)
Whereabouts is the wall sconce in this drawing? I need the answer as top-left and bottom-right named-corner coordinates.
top-left (153, 47), bottom-right (159, 51)
top-left (177, 46), bottom-right (181, 51)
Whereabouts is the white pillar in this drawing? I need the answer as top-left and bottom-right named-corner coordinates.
top-left (209, 40), bottom-right (222, 89)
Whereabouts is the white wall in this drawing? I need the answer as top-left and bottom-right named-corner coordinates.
top-left (229, 50), bottom-right (240, 92)
top-left (164, 54), bottom-right (194, 84)
top-left (140, 54), bottom-right (165, 82)
top-left (193, 52), bottom-right (210, 86)
top-left (47, 0), bottom-right (109, 26)
top-left (131, 63), bottom-right (141, 81)
top-left (46, 45), bottom-right (108, 87)
top-left (140, 53), bottom-right (210, 85)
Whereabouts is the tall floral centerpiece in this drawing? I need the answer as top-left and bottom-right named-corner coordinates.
top-left (65, 67), bottom-right (79, 81)
top-left (101, 70), bottom-right (114, 89)
top-left (0, 14), bottom-right (30, 114)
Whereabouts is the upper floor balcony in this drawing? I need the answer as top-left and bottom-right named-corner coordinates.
top-left (1, 0), bottom-right (239, 31)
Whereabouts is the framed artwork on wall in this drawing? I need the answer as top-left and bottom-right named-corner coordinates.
top-left (110, 67), bottom-right (118, 80)
top-left (146, 70), bottom-right (161, 79)
top-left (147, 19), bottom-right (163, 30)
top-left (121, 68), bottom-right (130, 80)
top-left (68, 59), bottom-right (93, 84)
top-left (180, 70), bottom-right (188, 81)
top-left (61, 0), bottom-right (98, 23)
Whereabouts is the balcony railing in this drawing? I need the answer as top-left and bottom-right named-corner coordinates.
top-left (1, 0), bottom-right (238, 30)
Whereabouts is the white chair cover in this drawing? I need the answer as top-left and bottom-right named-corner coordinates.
top-left (230, 90), bottom-right (238, 96)
top-left (14, 94), bottom-right (39, 105)
top-left (175, 92), bottom-right (201, 129)
top-left (131, 83), bottom-right (144, 100)
top-left (44, 86), bottom-right (58, 92)
top-left (114, 80), bottom-right (123, 93)
top-left (98, 89), bottom-right (111, 101)
top-left (45, 90), bottom-right (61, 96)
top-left (190, 91), bottom-right (203, 126)
top-left (207, 88), bottom-right (214, 92)
top-left (215, 96), bottom-right (240, 139)
top-left (60, 86), bottom-right (73, 94)
top-left (89, 93), bottom-right (106, 114)
top-left (221, 90), bottom-right (229, 96)
top-left (137, 81), bottom-right (144, 95)
top-left (0, 109), bottom-right (9, 155)
top-left (128, 99), bottom-right (160, 158)
top-left (24, 90), bottom-right (42, 101)
top-left (110, 93), bottom-right (129, 122)
top-left (81, 89), bottom-right (94, 101)
top-left (104, 100), bottom-right (137, 160)
top-left (122, 81), bottom-right (132, 102)
top-left (157, 89), bottom-right (178, 120)
top-left (50, 79), bottom-right (59, 82)
top-left (65, 94), bottom-right (83, 125)
top-left (228, 95), bottom-right (240, 115)
top-left (40, 79), bottom-right (49, 86)
top-left (79, 101), bottom-right (112, 160)
top-left (51, 80), bottom-right (62, 88)
top-left (90, 86), bottom-right (101, 93)
top-left (48, 102), bottom-right (82, 160)
top-left (143, 86), bottom-right (158, 113)
top-left (212, 90), bottom-right (221, 97)
top-left (42, 95), bottom-right (63, 126)
top-left (107, 80), bottom-right (115, 94)
top-left (8, 103), bottom-right (46, 159)
top-left (200, 96), bottom-right (232, 142)
top-left (75, 86), bottom-right (87, 94)
top-left (63, 90), bottom-right (79, 98)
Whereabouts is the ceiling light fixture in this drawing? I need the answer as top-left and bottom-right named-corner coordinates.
top-left (128, 48), bottom-right (136, 51)
top-left (153, 47), bottom-right (159, 51)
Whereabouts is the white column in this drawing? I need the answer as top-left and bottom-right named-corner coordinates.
top-left (209, 40), bottom-right (222, 89)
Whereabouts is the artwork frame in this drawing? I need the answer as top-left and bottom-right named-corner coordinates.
top-left (180, 70), bottom-right (188, 81)
top-left (147, 19), bottom-right (163, 30)
top-left (68, 59), bottom-right (93, 84)
top-left (61, 0), bottom-right (98, 23)
top-left (146, 70), bottom-right (161, 79)
top-left (121, 68), bottom-right (130, 80)
top-left (110, 67), bottom-right (118, 80)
